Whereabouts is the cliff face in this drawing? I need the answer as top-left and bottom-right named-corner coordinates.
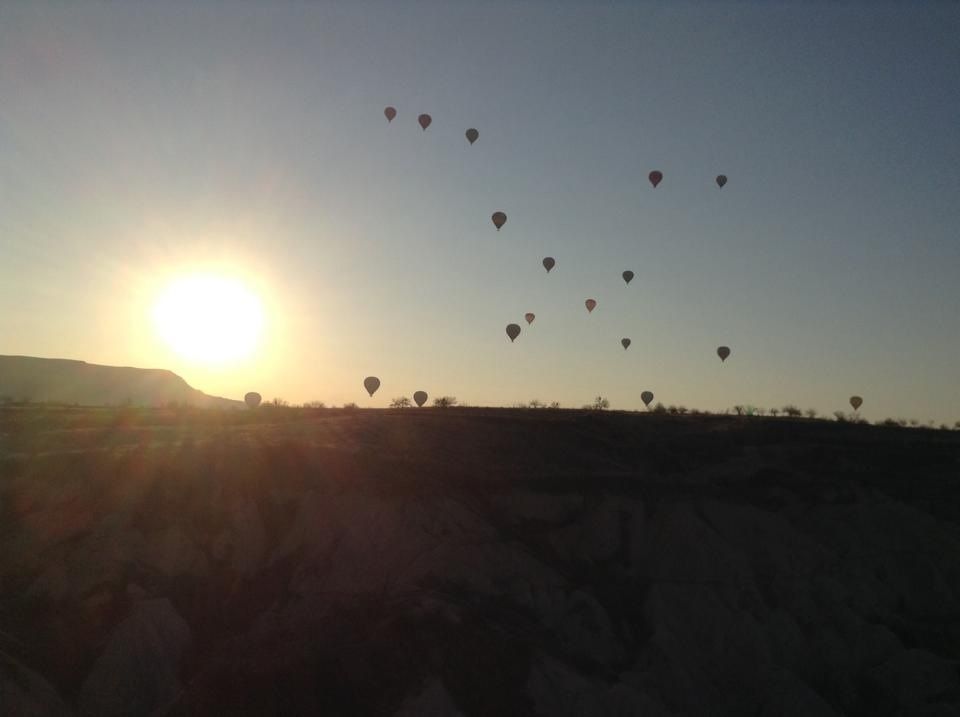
top-left (1, 408), bottom-right (959, 716)
top-left (0, 356), bottom-right (241, 408)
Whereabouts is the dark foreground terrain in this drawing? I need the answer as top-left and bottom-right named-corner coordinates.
top-left (1, 406), bottom-right (959, 716)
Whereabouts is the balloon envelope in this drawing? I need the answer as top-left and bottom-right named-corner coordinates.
top-left (849, 395), bottom-right (863, 410)
top-left (465, 128), bottom-right (479, 145)
top-left (585, 299), bottom-right (597, 313)
top-left (621, 338), bottom-right (631, 350)
top-left (506, 323), bottom-right (521, 342)
top-left (363, 376), bottom-right (380, 397)
top-left (413, 390), bottom-right (428, 407)
top-left (716, 174), bottom-right (727, 187)
top-left (649, 170), bottom-right (663, 188)
top-left (641, 391), bottom-right (654, 407)
top-left (491, 211), bottom-right (507, 230)
top-left (622, 270), bottom-right (634, 285)
top-left (384, 106), bottom-right (396, 122)
top-left (418, 113), bottom-right (432, 130)
top-left (244, 392), bottom-right (261, 409)
top-left (543, 257), bottom-right (555, 273)
top-left (525, 313), bottom-right (535, 324)
top-left (717, 346), bottom-right (731, 362)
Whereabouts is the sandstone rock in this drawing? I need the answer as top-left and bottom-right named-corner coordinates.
top-left (140, 525), bottom-right (208, 579)
top-left (528, 588), bottom-right (624, 666)
top-left (755, 670), bottom-right (839, 717)
top-left (78, 598), bottom-right (191, 717)
top-left (0, 658), bottom-right (73, 717)
top-left (527, 656), bottom-right (670, 717)
top-left (394, 679), bottom-right (465, 717)
top-left (871, 648), bottom-right (960, 709)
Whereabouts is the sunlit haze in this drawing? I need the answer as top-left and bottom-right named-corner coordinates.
top-left (152, 274), bottom-right (263, 365)
top-left (1, 2), bottom-right (958, 421)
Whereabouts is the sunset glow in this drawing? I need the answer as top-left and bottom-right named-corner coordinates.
top-left (152, 274), bottom-right (264, 365)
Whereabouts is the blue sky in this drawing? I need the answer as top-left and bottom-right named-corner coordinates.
top-left (1, 1), bottom-right (958, 420)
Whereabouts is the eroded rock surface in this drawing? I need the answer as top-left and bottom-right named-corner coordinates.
top-left (1, 409), bottom-right (958, 715)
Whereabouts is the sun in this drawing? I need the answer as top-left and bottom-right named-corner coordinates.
top-left (152, 274), bottom-right (264, 364)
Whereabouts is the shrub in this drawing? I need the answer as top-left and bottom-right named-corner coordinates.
top-left (549, 402), bottom-right (561, 409)
top-left (528, 399), bottom-right (544, 409)
top-left (342, 402), bottom-right (358, 410)
top-left (805, 408), bottom-right (818, 419)
top-left (303, 401), bottom-right (326, 409)
top-left (667, 405), bottom-right (679, 415)
top-left (652, 402), bottom-right (667, 414)
top-left (878, 418), bottom-right (901, 427)
top-left (833, 411), bottom-right (847, 422)
top-left (433, 396), bottom-right (458, 408)
top-left (389, 397), bottom-right (412, 408)
top-left (593, 396), bottom-right (610, 410)
top-left (270, 398), bottom-right (289, 408)
top-left (908, 418), bottom-right (919, 427)
top-left (782, 405), bottom-right (802, 417)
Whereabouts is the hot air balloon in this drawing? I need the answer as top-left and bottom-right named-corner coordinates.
top-left (525, 313), bottom-right (535, 325)
top-left (418, 113), bottom-right (432, 131)
top-left (622, 270), bottom-right (634, 285)
top-left (414, 391), bottom-right (428, 407)
top-left (585, 299), bottom-right (597, 313)
top-left (244, 392), bottom-right (262, 409)
top-left (717, 346), bottom-right (731, 362)
top-left (506, 323), bottom-right (521, 342)
top-left (649, 170), bottom-right (663, 188)
top-left (621, 338), bottom-right (631, 350)
top-left (641, 391), bottom-right (654, 407)
top-left (849, 395), bottom-right (863, 411)
top-left (716, 174), bottom-right (727, 188)
top-left (465, 128), bottom-right (479, 145)
top-left (384, 106), bottom-right (397, 123)
top-left (363, 376), bottom-right (380, 397)
top-left (543, 257), bottom-right (555, 273)
top-left (491, 211), bottom-right (507, 231)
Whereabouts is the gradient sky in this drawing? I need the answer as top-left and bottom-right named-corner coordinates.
top-left (1, 1), bottom-right (958, 421)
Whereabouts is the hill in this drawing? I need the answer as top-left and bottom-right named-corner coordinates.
top-left (1, 407), bottom-right (959, 716)
top-left (0, 355), bottom-right (242, 408)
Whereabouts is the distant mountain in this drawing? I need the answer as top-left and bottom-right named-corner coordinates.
top-left (0, 355), bottom-right (243, 407)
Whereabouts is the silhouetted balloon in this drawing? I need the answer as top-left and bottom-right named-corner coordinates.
top-left (506, 323), bottom-right (521, 342)
top-left (465, 128), bottom-right (479, 145)
top-left (585, 299), bottom-right (597, 313)
top-left (491, 211), bottom-right (507, 230)
top-left (716, 174), bottom-right (727, 188)
top-left (849, 395), bottom-right (863, 411)
top-left (418, 113), bottom-right (432, 131)
top-left (622, 270), bottom-right (634, 285)
top-left (543, 257), bottom-right (555, 273)
top-left (384, 106), bottom-right (397, 122)
top-left (363, 376), bottom-right (380, 397)
top-left (244, 392), bottom-right (261, 409)
top-left (641, 391), bottom-right (654, 407)
top-left (717, 346), bottom-right (731, 362)
top-left (525, 313), bottom-right (535, 324)
top-left (413, 391), bottom-right (428, 407)
top-left (649, 170), bottom-right (663, 188)
top-left (621, 338), bottom-right (631, 350)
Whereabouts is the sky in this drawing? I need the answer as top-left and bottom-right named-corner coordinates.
top-left (1, 1), bottom-right (958, 421)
